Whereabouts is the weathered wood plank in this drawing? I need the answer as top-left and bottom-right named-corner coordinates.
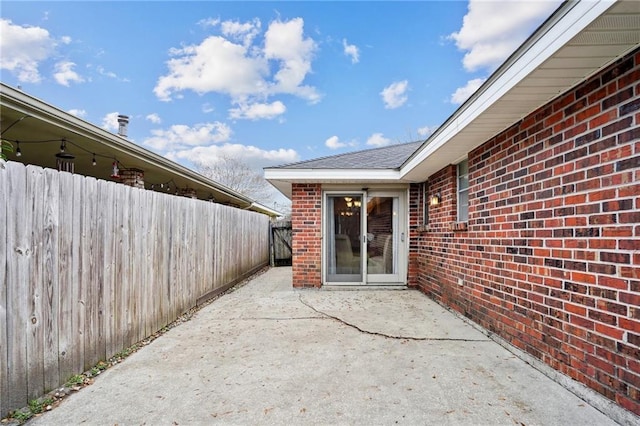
top-left (95, 180), bottom-right (108, 362)
top-left (70, 174), bottom-right (85, 376)
top-left (6, 161), bottom-right (29, 409)
top-left (160, 193), bottom-right (171, 326)
top-left (26, 165), bottom-right (45, 399)
top-left (42, 168), bottom-right (60, 392)
top-left (101, 181), bottom-right (115, 359)
top-left (131, 187), bottom-right (142, 343)
top-left (113, 181), bottom-right (125, 354)
top-left (57, 171), bottom-right (75, 383)
top-left (120, 187), bottom-right (132, 347)
top-left (0, 161), bottom-right (9, 416)
top-left (82, 176), bottom-right (98, 370)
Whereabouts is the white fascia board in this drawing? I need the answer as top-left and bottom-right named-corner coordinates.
top-left (263, 168), bottom-right (403, 182)
top-left (248, 202), bottom-right (282, 217)
top-left (400, 0), bottom-right (616, 179)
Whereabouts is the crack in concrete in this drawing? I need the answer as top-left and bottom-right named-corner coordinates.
top-left (298, 295), bottom-right (490, 342)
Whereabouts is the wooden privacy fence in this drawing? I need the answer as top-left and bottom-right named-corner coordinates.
top-left (0, 161), bottom-right (270, 417)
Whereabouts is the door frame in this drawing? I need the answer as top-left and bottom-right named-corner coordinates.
top-left (321, 186), bottom-right (408, 286)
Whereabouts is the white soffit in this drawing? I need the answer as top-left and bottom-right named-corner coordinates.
top-left (265, 168), bottom-right (403, 198)
top-left (401, 0), bottom-right (639, 182)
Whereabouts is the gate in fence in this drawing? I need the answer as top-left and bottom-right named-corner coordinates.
top-left (270, 221), bottom-right (292, 266)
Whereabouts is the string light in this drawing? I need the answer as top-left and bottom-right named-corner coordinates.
top-left (3, 135), bottom-right (192, 201)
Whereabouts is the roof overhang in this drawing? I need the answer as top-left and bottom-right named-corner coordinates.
top-left (266, 0), bottom-right (639, 200)
top-left (0, 83), bottom-right (280, 217)
top-left (401, 0), bottom-right (640, 181)
top-left (265, 168), bottom-right (404, 198)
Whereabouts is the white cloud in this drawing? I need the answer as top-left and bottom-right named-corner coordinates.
top-left (221, 18), bottom-right (261, 47)
top-left (380, 80), bottom-right (409, 109)
top-left (146, 113), bottom-right (162, 124)
top-left (167, 143), bottom-right (300, 172)
top-left (449, 0), bottom-right (561, 72)
top-left (143, 122), bottom-right (232, 151)
top-left (154, 17), bottom-right (320, 109)
top-left (94, 65), bottom-right (129, 82)
top-left (325, 136), bottom-right (346, 150)
top-left (53, 61), bottom-right (84, 86)
top-left (229, 101), bottom-right (286, 120)
top-left (342, 39), bottom-right (359, 64)
top-left (96, 65), bottom-right (117, 78)
top-left (198, 17), bottom-right (220, 28)
top-left (68, 109), bottom-right (87, 118)
top-left (450, 78), bottom-right (485, 105)
top-left (60, 35), bottom-right (72, 44)
top-left (101, 112), bottom-right (121, 132)
top-left (154, 35), bottom-right (268, 101)
top-left (325, 135), bottom-right (357, 150)
top-left (0, 19), bottom-right (56, 83)
top-left (366, 133), bottom-right (391, 147)
top-left (264, 18), bottom-right (320, 102)
top-left (417, 126), bottom-right (435, 137)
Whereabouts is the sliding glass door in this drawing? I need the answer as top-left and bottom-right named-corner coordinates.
top-left (324, 190), bottom-right (406, 285)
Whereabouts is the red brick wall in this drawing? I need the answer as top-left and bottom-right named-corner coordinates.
top-left (410, 48), bottom-right (640, 415)
top-left (291, 183), bottom-right (322, 287)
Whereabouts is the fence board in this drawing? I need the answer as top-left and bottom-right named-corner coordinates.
top-left (57, 171), bottom-right (75, 383)
top-left (6, 162), bottom-right (29, 409)
top-left (83, 176), bottom-right (98, 370)
top-left (71, 175), bottom-right (84, 377)
top-left (101, 180), bottom-right (115, 360)
top-left (27, 166), bottom-right (45, 399)
top-left (1, 161), bottom-right (270, 417)
top-left (0, 162), bottom-right (8, 416)
top-left (43, 168), bottom-right (60, 392)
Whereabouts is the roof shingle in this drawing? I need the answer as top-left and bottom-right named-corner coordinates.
top-left (272, 141), bottom-right (423, 170)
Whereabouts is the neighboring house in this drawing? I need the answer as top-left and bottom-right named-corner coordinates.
top-left (265, 0), bottom-right (639, 419)
top-left (0, 83), bottom-right (280, 218)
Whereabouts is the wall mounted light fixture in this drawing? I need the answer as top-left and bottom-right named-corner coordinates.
top-left (430, 193), bottom-right (441, 206)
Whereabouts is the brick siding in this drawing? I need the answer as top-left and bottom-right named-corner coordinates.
top-left (291, 183), bottom-right (323, 287)
top-left (410, 47), bottom-right (640, 415)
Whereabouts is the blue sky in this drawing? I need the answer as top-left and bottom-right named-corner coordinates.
top-left (1, 1), bottom-right (562, 178)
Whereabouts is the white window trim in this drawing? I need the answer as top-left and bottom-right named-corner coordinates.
top-left (457, 159), bottom-right (469, 222)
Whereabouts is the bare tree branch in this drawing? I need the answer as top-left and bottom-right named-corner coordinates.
top-left (196, 156), bottom-right (278, 207)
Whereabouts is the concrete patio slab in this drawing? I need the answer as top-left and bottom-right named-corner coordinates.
top-left (29, 267), bottom-right (620, 425)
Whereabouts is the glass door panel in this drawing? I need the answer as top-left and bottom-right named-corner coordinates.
top-left (366, 195), bottom-right (403, 283)
top-left (325, 194), bottom-right (363, 283)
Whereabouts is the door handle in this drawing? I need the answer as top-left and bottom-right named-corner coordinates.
top-left (401, 232), bottom-right (405, 242)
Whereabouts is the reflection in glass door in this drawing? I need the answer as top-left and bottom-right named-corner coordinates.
top-left (325, 194), bottom-right (363, 283)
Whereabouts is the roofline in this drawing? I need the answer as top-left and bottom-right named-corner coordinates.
top-left (265, 140), bottom-right (421, 170)
top-left (400, 0), bottom-right (616, 177)
top-left (265, 168), bottom-right (403, 181)
top-left (1, 83), bottom-right (280, 217)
